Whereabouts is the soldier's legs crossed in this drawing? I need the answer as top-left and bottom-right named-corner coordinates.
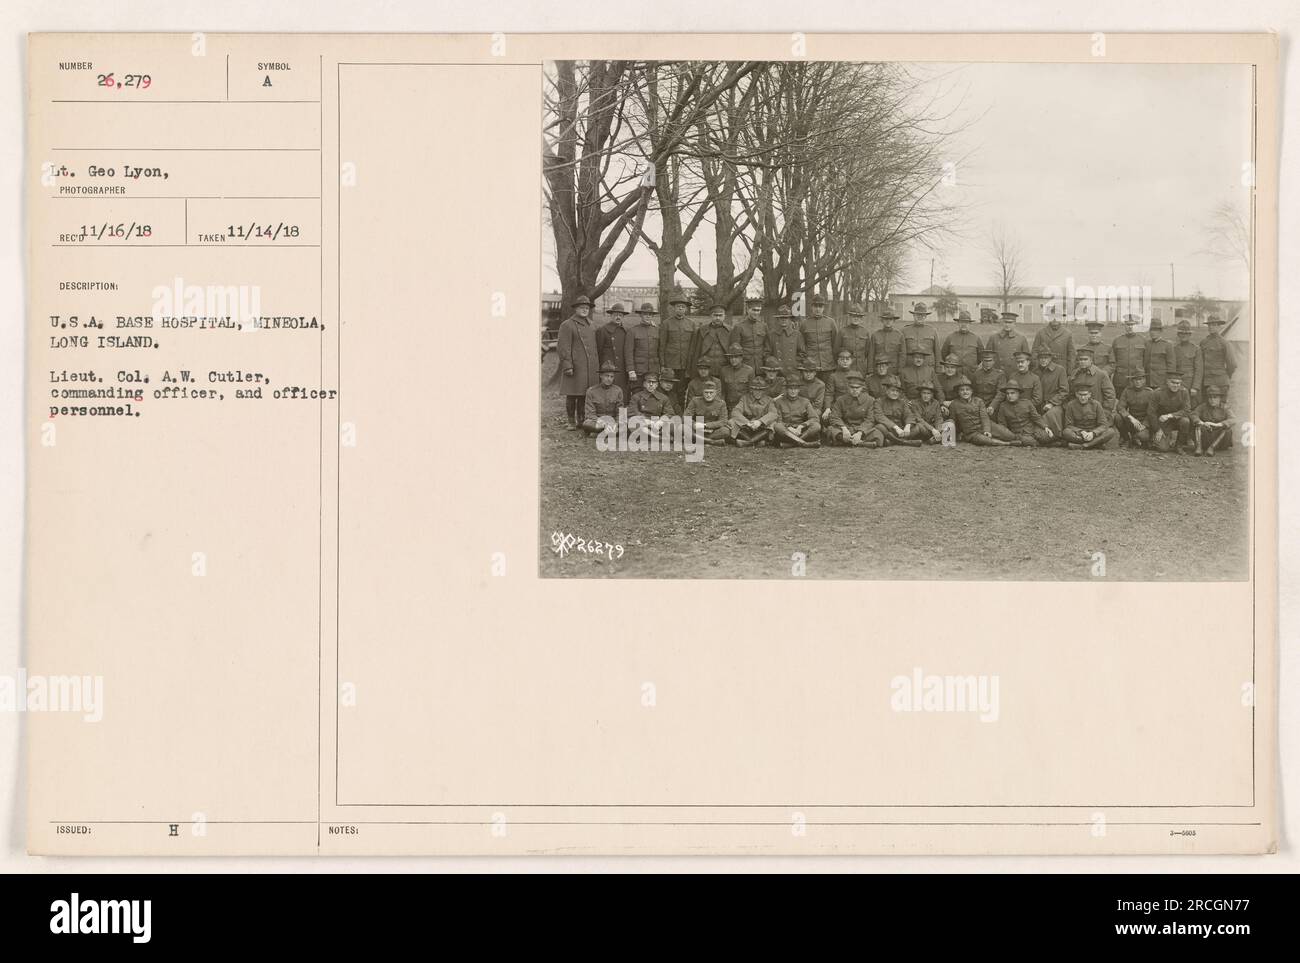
top-left (987, 423), bottom-right (1016, 443)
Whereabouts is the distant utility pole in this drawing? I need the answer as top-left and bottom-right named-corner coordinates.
top-left (930, 259), bottom-right (935, 290)
top-left (1170, 263), bottom-right (1175, 299)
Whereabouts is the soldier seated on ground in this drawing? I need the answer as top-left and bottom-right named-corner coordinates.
top-left (1114, 369), bottom-right (1154, 449)
top-left (910, 381), bottom-right (952, 445)
top-left (1148, 371), bottom-right (1194, 454)
top-left (866, 375), bottom-right (922, 447)
top-left (1192, 383), bottom-right (1236, 457)
top-left (729, 374), bottom-right (778, 447)
top-left (628, 369), bottom-right (676, 446)
top-left (945, 376), bottom-right (1012, 447)
top-left (681, 378), bottom-right (732, 446)
top-left (1062, 381), bottom-right (1118, 450)
top-left (828, 371), bottom-right (877, 447)
top-left (581, 360), bottom-right (624, 436)
top-left (772, 374), bottom-right (823, 448)
top-left (991, 378), bottom-right (1053, 447)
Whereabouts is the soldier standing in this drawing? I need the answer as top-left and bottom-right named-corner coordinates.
top-left (865, 357), bottom-right (893, 400)
top-left (834, 303), bottom-right (873, 374)
top-left (940, 309), bottom-right (982, 376)
top-left (658, 292), bottom-right (693, 406)
top-left (689, 303), bottom-right (732, 376)
top-left (1144, 318), bottom-right (1178, 391)
top-left (900, 301), bottom-right (941, 375)
top-left (1032, 310), bottom-right (1076, 375)
top-left (728, 296), bottom-right (769, 374)
top-left (797, 293), bottom-right (838, 383)
top-left (1110, 313), bottom-right (1147, 394)
top-left (824, 348), bottom-right (860, 417)
top-left (1082, 321), bottom-right (1112, 375)
top-left (936, 354), bottom-right (966, 401)
top-left (766, 303), bottom-right (801, 374)
top-left (1114, 369), bottom-right (1154, 449)
top-left (581, 360), bottom-right (625, 436)
top-left (1192, 383), bottom-right (1236, 456)
top-left (557, 293), bottom-right (599, 431)
top-left (595, 301), bottom-right (630, 400)
top-left (1199, 315), bottom-right (1236, 401)
top-left (828, 371), bottom-right (877, 447)
top-left (987, 311), bottom-right (1030, 373)
top-left (1034, 345), bottom-right (1071, 436)
top-left (1172, 319), bottom-right (1204, 404)
top-left (717, 345), bottom-right (754, 412)
top-left (869, 308), bottom-right (904, 375)
top-left (624, 301), bottom-right (660, 397)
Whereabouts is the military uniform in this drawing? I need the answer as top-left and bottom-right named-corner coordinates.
top-left (1199, 318), bottom-right (1236, 396)
top-left (729, 377), bottom-right (779, 446)
top-left (682, 380), bottom-right (731, 444)
top-left (1115, 379), bottom-right (1154, 448)
top-left (581, 360), bottom-right (625, 436)
top-left (940, 312), bottom-right (982, 375)
top-left (1172, 321), bottom-right (1204, 399)
top-left (1081, 323), bottom-right (1113, 374)
top-left (901, 353), bottom-right (944, 401)
top-left (688, 308), bottom-right (732, 376)
top-left (828, 376), bottom-right (877, 446)
top-left (1069, 354), bottom-right (1117, 416)
top-left (557, 295), bottom-right (600, 429)
top-left (971, 353), bottom-right (1006, 408)
top-left (899, 303), bottom-right (941, 373)
top-left (1062, 390), bottom-right (1117, 449)
top-left (596, 304), bottom-right (631, 399)
top-left (991, 358), bottom-right (1041, 413)
top-left (1110, 319), bottom-right (1148, 394)
top-left (717, 351), bottom-right (755, 411)
top-left (834, 305), bottom-right (873, 374)
top-left (991, 382), bottom-right (1051, 446)
top-left (683, 361), bottom-right (720, 408)
top-left (1147, 382), bottom-right (1192, 453)
top-left (765, 308), bottom-right (801, 373)
top-left (869, 311), bottom-right (905, 376)
top-left (936, 361), bottom-right (967, 402)
top-left (824, 363), bottom-right (862, 413)
top-left (866, 377), bottom-right (921, 447)
top-left (658, 295), bottom-right (694, 404)
top-left (728, 302), bottom-right (769, 374)
top-left (623, 303), bottom-right (660, 397)
top-left (628, 374), bottom-right (676, 446)
top-left (910, 389), bottom-right (952, 444)
top-left (795, 362), bottom-right (827, 414)
top-left (987, 325), bottom-right (1030, 373)
top-left (1143, 321), bottom-right (1179, 391)
top-left (797, 298), bottom-right (838, 379)
top-left (1192, 387), bottom-right (1235, 456)
top-left (771, 389), bottom-right (822, 447)
top-left (1032, 322), bottom-right (1076, 375)
top-left (1035, 351), bottom-right (1072, 435)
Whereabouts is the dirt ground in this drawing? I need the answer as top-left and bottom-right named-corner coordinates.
top-left (539, 325), bottom-right (1251, 581)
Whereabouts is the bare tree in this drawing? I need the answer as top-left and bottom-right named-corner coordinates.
top-left (1204, 199), bottom-right (1250, 271)
top-left (988, 224), bottom-right (1024, 313)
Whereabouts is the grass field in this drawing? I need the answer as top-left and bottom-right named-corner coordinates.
top-left (539, 321), bottom-right (1250, 581)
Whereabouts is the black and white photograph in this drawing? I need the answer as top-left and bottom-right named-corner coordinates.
top-left (541, 59), bottom-right (1253, 580)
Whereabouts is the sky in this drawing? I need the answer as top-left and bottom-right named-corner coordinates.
top-left (542, 61), bottom-right (1255, 301)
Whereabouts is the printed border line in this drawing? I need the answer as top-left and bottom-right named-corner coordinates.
top-left (329, 58), bottom-right (1264, 821)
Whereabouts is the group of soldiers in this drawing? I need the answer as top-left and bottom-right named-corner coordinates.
top-left (556, 293), bottom-right (1239, 454)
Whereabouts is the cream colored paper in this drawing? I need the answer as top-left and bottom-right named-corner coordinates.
top-left (24, 32), bottom-right (1277, 855)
